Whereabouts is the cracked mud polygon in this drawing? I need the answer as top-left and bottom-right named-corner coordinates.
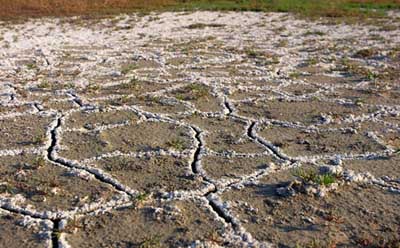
top-left (0, 10), bottom-right (399, 248)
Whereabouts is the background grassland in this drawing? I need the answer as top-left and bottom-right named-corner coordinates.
top-left (0, 0), bottom-right (399, 20)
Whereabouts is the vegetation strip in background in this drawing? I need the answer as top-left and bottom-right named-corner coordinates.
top-left (0, 0), bottom-right (400, 20)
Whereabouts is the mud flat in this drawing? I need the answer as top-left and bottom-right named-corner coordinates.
top-left (0, 10), bottom-right (399, 247)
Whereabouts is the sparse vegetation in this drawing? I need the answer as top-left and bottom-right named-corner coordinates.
top-left (296, 238), bottom-right (337, 248)
top-left (121, 77), bottom-right (140, 90)
top-left (295, 239), bottom-right (322, 248)
top-left (289, 72), bottom-right (301, 79)
top-left (26, 62), bottom-right (37, 70)
top-left (33, 157), bottom-right (46, 169)
top-left (1, 0), bottom-right (399, 20)
top-left (0, 183), bottom-right (15, 194)
top-left (166, 138), bottom-right (186, 151)
top-left (176, 84), bottom-right (209, 100)
top-left (355, 98), bottom-right (365, 106)
top-left (86, 84), bottom-right (100, 93)
top-left (186, 23), bottom-right (225, 29)
top-left (307, 57), bottom-right (319, 66)
top-left (245, 49), bottom-right (265, 58)
top-left (121, 64), bottom-right (137, 75)
top-left (366, 70), bottom-right (378, 81)
top-left (316, 173), bottom-right (336, 186)
top-left (292, 168), bottom-right (339, 186)
top-left (277, 39), bottom-right (289, 47)
top-left (340, 57), bottom-right (379, 80)
top-left (37, 81), bottom-right (50, 89)
top-left (292, 167), bottom-right (318, 183)
top-left (33, 134), bottom-right (46, 145)
top-left (140, 235), bottom-right (161, 248)
top-left (136, 192), bottom-right (149, 202)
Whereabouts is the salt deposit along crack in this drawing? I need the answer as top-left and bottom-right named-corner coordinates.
top-left (47, 116), bottom-right (134, 195)
top-left (188, 124), bottom-right (240, 237)
top-left (246, 121), bottom-right (292, 161)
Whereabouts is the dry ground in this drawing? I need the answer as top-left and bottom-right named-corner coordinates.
top-left (0, 10), bottom-right (399, 248)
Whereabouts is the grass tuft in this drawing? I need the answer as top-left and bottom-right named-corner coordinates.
top-left (140, 235), bottom-right (161, 248)
top-left (136, 192), bottom-right (149, 202)
top-left (121, 64), bottom-right (138, 75)
top-left (292, 167), bottom-right (339, 186)
top-left (166, 138), bottom-right (186, 150)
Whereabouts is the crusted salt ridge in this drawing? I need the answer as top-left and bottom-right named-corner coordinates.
top-left (0, 193), bottom-right (130, 220)
top-left (79, 149), bottom-right (190, 164)
top-left (251, 119), bottom-right (395, 161)
top-left (62, 120), bottom-right (131, 133)
top-left (0, 108), bottom-right (39, 120)
top-left (0, 147), bottom-right (43, 156)
top-left (343, 169), bottom-right (400, 193)
top-left (207, 194), bottom-right (273, 248)
top-left (49, 116), bottom-right (140, 197)
top-left (214, 161), bottom-right (286, 191)
top-left (0, 207), bottom-right (53, 248)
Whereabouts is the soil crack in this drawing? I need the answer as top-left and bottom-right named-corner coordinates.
top-left (46, 116), bottom-right (135, 196)
top-left (247, 121), bottom-right (293, 162)
top-left (51, 219), bottom-right (61, 248)
top-left (207, 197), bottom-right (236, 228)
top-left (190, 127), bottom-right (202, 174)
top-left (67, 92), bottom-right (84, 108)
top-left (224, 98), bottom-right (234, 116)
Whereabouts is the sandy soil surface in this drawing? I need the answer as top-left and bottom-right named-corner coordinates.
top-left (0, 11), bottom-right (399, 248)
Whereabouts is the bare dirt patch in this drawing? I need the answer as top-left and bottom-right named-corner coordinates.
top-left (64, 198), bottom-right (230, 248)
top-left (0, 154), bottom-right (118, 212)
top-left (220, 177), bottom-right (400, 247)
top-left (258, 124), bottom-right (386, 158)
top-left (0, 210), bottom-right (51, 248)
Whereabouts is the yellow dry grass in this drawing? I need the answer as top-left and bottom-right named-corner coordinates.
top-left (0, 0), bottom-right (176, 18)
